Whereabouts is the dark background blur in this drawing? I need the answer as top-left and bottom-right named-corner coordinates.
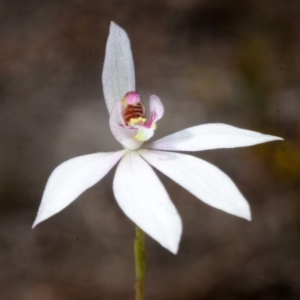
top-left (0, 0), bottom-right (300, 299)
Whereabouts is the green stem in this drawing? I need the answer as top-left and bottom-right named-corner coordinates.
top-left (134, 226), bottom-right (146, 300)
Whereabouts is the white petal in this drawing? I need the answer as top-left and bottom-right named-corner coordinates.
top-left (147, 123), bottom-right (283, 152)
top-left (109, 101), bottom-right (143, 150)
top-left (139, 149), bottom-right (251, 221)
top-left (33, 150), bottom-right (126, 228)
top-left (102, 22), bottom-right (135, 114)
top-left (113, 151), bottom-right (182, 254)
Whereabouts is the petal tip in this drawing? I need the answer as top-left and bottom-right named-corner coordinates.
top-left (168, 242), bottom-right (180, 255)
top-left (32, 212), bottom-right (47, 228)
top-left (240, 208), bottom-right (252, 221)
top-left (245, 212), bottom-right (252, 222)
top-left (32, 217), bottom-right (40, 229)
top-left (166, 221), bottom-right (182, 255)
top-left (267, 135), bottom-right (284, 142)
top-left (228, 207), bottom-right (251, 221)
top-left (110, 21), bottom-right (123, 32)
top-left (110, 21), bottom-right (117, 28)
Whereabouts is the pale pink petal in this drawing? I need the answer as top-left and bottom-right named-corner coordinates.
top-left (139, 149), bottom-right (251, 221)
top-left (33, 150), bottom-right (126, 228)
top-left (148, 95), bottom-right (164, 123)
top-left (147, 123), bottom-right (283, 152)
top-left (102, 22), bottom-right (135, 114)
top-left (113, 151), bottom-right (182, 254)
top-left (131, 95), bottom-right (164, 143)
top-left (109, 101), bottom-right (143, 150)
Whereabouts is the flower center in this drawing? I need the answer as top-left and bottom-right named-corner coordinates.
top-left (124, 103), bottom-right (146, 125)
top-left (122, 92), bottom-right (146, 126)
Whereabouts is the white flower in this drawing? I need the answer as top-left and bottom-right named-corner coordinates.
top-left (33, 22), bottom-right (282, 254)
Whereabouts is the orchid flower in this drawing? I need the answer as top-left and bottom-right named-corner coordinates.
top-left (33, 22), bottom-right (282, 254)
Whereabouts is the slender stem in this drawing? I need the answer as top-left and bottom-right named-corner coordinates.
top-left (134, 226), bottom-right (146, 300)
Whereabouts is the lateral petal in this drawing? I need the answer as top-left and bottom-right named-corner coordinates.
top-left (147, 123), bottom-right (283, 152)
top-left (33, 150), bottom-right (126, 228)
top-left (139, 149), bottom-right (251, 221)
top-left (148, 95), bottom-right (164, 123)
top-left (102, 22), bottom-right (135, 114)
top-left (132, 95), bottom-right (164, 143)
top-left (113, 151), bottom-right (182, 254)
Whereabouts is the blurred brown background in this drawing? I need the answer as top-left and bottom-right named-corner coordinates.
top-left (0, 0), bottom-right (300, 299)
